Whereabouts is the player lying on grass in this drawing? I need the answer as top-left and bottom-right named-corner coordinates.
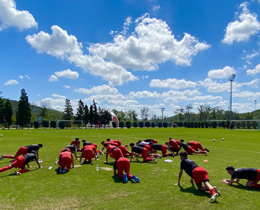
top-left (114, 157), bottom-right (140, 183)
top-left (175, 151), bottom-right (220, 203)
top-left (187, 141), bottom-right (209, 153)
top-left (0, 151), bottom-right (41, 175)
top-left (79, 144), bottom-right (97, 164)
top-left (222, 166), bottom-right (260, 188)
top-left (70, 138), bottom-right (81, 152)
top-left (167, 137), bottom-right (180, 155)
top-left (129, 143), bottom-right (156, 163)
top-left (136, 142), bottom-right (162, 158)
top-left (58, 148), bottom-right (74, 173)
top-left (0, 144), bottom-right (43, 161)
top-left (180, 140), bottom-right (207, 155)
top-left (144, 139), bottom-right (158, 144)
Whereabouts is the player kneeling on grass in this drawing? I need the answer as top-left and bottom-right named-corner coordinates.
top-left (114, 157), bottom-right (140, 183)
top-left (0, 151), bottom-right (41, 175)
top-left (187, 141), bottom-right (209, 153)
top-left (0, 144), bottom-right (43, 161)
top-left (58, 148), bottom-right (74, 173)
top-left (129, 143), bottom-right (156, 163)
top-left (222, 166), bottom-right (260, 188)
top-left (80, 144), bottom-right (96, 165)
top-left (175, 151), bottom-right (220, 203)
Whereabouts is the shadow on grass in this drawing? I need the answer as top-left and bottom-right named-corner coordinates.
top-left (0, 167), bottom-right (40, 178)
top-left (231, 183), bottom-right (260, 192)
top-left (178, 183), bottom-right (220, 204)
top-left (112, 175), bottom-right (137, 184)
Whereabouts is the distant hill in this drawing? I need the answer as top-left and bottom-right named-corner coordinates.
top-left (3, 99), bottom-right (63, 120)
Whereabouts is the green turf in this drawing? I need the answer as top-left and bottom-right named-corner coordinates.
top-left (0, 128), bottom-right (259, 210)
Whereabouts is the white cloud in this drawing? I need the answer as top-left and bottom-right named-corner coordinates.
top-left (150, 78), bottom-right (197, 89)
top-left (199, 78), bottom-right (230, 93)
top-left (64, 85), bottom-right (71, 89)
top-left (26, 25), bottom-right (83, 58)
top-left (128, 90), bottom-right (160, 98)
top-left (243, 50), bottom-right (259, 59)
top-left (152, 5), bottom-right (160, 11)
top-left (161, 89), bottom-right (201, 103)
top-left (54, 69), bottom-right (79, 79)
top-left (247, 63), bottom-right (260, 75)
top-left (48, 75), bottom-right (58, 82)
top-left (26, 25), bottom-right (138, 86)
top-left (222, 2), bottom-right (260, 44)
top-left (74, 85), bottom-right (118, 95)
top-left (208, 66), bottom-right (235, 79)
top-left (233, 90), bottom-right (260, 99)
top-left (89, 14), bottom-right (211, 69)
top-left (142, 75), bottom-right (149, 80)
top-left (0, 0), bottom-right (37, 31)
top-left (4, 79), bottom-right (18, 85)
top-left (25, 75), bottom-right (30, 79)
top-left (188, 95), bottom-right (223, 101)
top-left (19, 75), bottom-right (23, 79)
top-left (52, 94), bottom-right (66, 99)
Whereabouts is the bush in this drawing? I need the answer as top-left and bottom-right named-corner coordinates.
top-left (133, 121), bottom-right (138, 128)
top-left (50, 121), bottom-right (56, 128)
top-left (33, 121), bottom-right (39, 129)
top-left (58, 121), bottom-right (65, 129)
top-left (119, 121), bottom-right (125, 128)
top-left (190, 122), bottom-right (194, 128)
top-left (246, 121), bottom-right (251, 129)
top-left (235, 121), bottom-right (240, 129)
top-left (145, 121), bottom-right (151, 128)
top-left (42, 120), bottom-right (49, 128)
top-left (183, 122), bottom-right (187, 128)
top-left (194, 122), bottom-right (198, 128)
top-left (198, 122), bottom-right (201, 128)
top-left (151, 122), bottom-right (155, 128)
top-left (205, 122), bottom-right (209, 128)
top-left (112, 121), bottom-right (117, 128)
top-left (212, 121), bottom-right (217, 128)
top-left (201, 122), bottom-right (205, 128)
top-left (241, 121), bottom-right (246, 129)
top-left (163, 122), bottom-right (168, 128)
top-left (126, 121), bottom-right (131, 129)
top-left (252, 121), bottom-right (257, 129)
top-left (158, 122), bottom-right (162, 128)
top-left (139, 121), bottom-right (144, 128)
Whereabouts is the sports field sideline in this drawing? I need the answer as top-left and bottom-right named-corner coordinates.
top-left (0, 128), bottom-right (259, 210)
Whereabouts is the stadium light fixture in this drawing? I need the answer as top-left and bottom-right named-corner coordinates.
top-left (228, 74), bottom-right (236, 127)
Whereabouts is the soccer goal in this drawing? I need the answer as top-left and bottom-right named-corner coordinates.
top-left (56, 120), bottom-right (83, 129)
top-left (10, 125), bottom-right (20, 130)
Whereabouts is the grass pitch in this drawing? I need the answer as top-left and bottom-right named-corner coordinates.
top-left (0, 127), bottom-right (259, 210)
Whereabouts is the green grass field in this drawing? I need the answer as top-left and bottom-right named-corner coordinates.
top-left (0, 127), bottom-right (259, 210)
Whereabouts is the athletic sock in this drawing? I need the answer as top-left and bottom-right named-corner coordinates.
top-left (210, 188), bottom-right (216, 195)
top-left (4, 155), bottom-right (14, 159)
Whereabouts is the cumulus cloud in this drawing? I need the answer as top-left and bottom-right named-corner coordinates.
top-left (233, 90), bottom-right (260, 99)
top-left (25, 75), bottom-right (31, 79)
top-left (247, 64), bottom-right (260, 75)
top-left (26, 25), bottom-right (137, 86)
top-left (48, 75), bottom-right (58, 82)
top-left (208, 66), bottom-right (236, 79)
top-left (128, 90), bottom-right (160, 98)
top-left (199, 78), bottom-right (230, 93)
top-left (19, 75), bottom-right (23, 79)
top-left (64, 85), bottom-right (71, 89)
top-left (4, 79), bottom-right (18, 85)
top-left (74, 85), bottom-right (118, 95)
top-left (0, 0), bottom-right (37, 31)
top-left (222, 2), bottom-right (260, 44)
top-left (150, 78), bottom-right (197, 89)
top-left (89, 14), bottom-right (211, 70)
top-left (54, 69), bottom-right (79, 79)
top-left (152, 5), bottom-right (160, 11)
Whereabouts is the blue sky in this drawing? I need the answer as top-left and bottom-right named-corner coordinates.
top-left (1, 0), bottom-right (260, 119)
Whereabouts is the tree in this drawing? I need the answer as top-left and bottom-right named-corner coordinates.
top-left (4, 99), bottom-right (13, 129)
top-left (39, 105), bottom-right (48, 119)
top-left (84, 105), bottom-right (89, 125)
top-left (75, 99), bottom-right (85, 121)
top-left (140, 107), bottom-right (149, 121)
top-left (185, 104), bottom-right (193, 121)
top-left (16, 89), bottom-right (32, 129)
top-left (100, 109), bottom-right (112, 127)
top-left (63, 99), bottom-right (73, 120)
top-left (89, 105), bottom-right (94, 126)
top-left (93, 100), bottom-right (99, 125)
top-left (112, 109), bottom-right (126, 121)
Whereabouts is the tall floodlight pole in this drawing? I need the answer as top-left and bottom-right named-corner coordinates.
top-left (161, 108), bottom-right (165, 121)
top-left (229, 74), bottom-right (236, 125)
top-left (255, 100), bottom-right (257, 111)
